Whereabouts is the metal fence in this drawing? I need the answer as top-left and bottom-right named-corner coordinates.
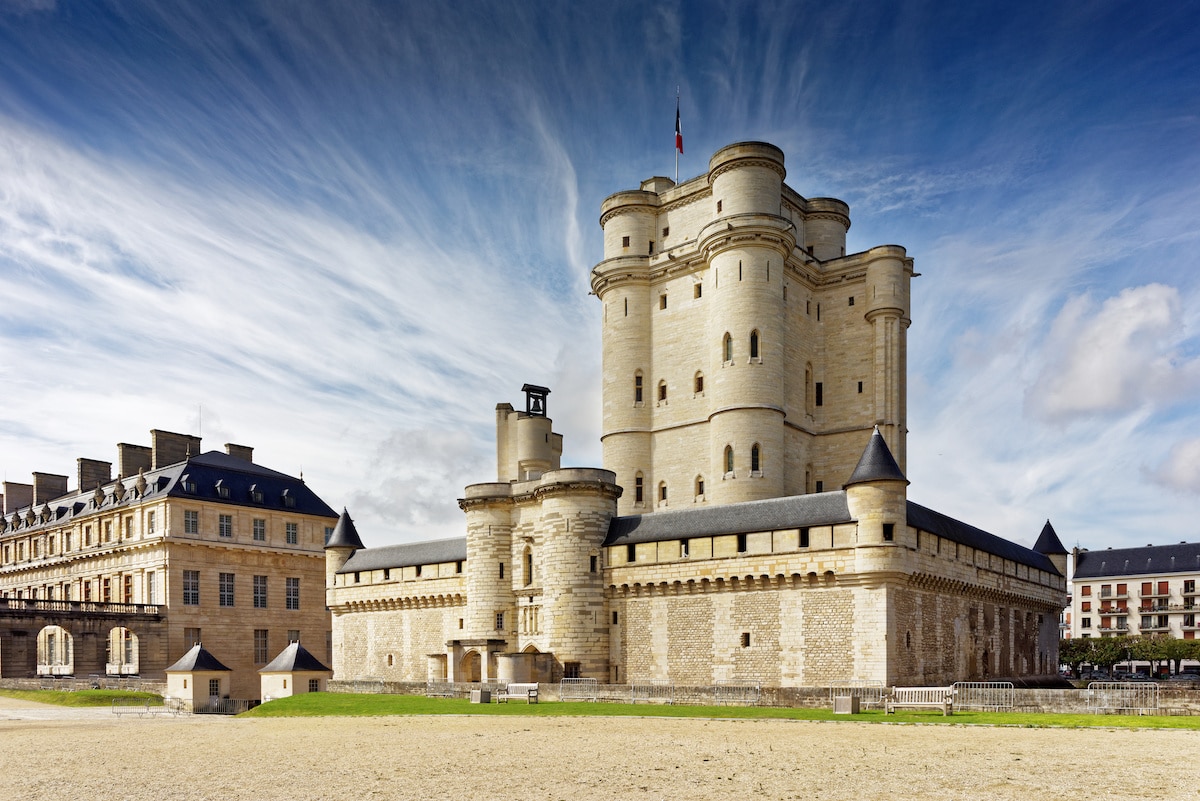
top-left (560, 677), bottom-right (599, 702)
top-left (952, 681), bottom-right (1015, 711)
top-left (714, 680), bottom-right (761, 706)
top-left (630, 679), bottom-right (674, 705)
top-left (828, 680), bottom-right (885, 709)
top-left (1088, 682), bottom-right (1159, 714)
top-left (194, 698), bottom-right (257, 715)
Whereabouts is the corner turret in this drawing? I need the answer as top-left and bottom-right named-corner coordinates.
top-left (1033, 520), bottom-right (1068, 576)
top-left (845, 426), bottom-right (909, 547)
top-left (325, 508), bottom-right (364, 589)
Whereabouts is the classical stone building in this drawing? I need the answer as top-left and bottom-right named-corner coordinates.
top-left (325, 142), bottom-right (1068, 688)
top-left (1069, 542), bottom-right (1200, 640)
top-left (0, 429), bottom-right (337, 699)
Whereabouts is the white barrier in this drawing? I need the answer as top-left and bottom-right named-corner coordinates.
top-left (828, 680), bottom-right (885, 709)
top-left (714, 680), bottom-right (760, 706)
top-left (630, 679), bottom-right (674, 705)
top-left (560, 677), bottom-right (599, 702)
top-left (1088, 682), bottom-right (1159, 714)
top-left (952, 681), bottom-right (1015, 711)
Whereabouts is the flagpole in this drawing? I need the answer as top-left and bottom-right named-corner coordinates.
top-left (674, 87), bottom-right (680, 183)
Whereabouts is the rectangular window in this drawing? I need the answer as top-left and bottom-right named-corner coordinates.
top-left (123, 517), bottom-right (132, 539)
top-left (1117, 583), bottom-right (1127, 595)
top-left (736, 533), bottom-right (747, 553)
top-left (285, 577), bottom-right (300, 610)
top-left (499, 562), bottom-right (505, 579)
top-left (1186, 580), bottom-right (1196, 594)
top-left (635, 476), bottom-right (644, 503)
top-left (288, 629), bottom-right (300, 643)
top-left (324, 526), bottom-right (334, 544)
top-left (183, 570), bottom-right (200, 606)
top-left (84, 525), bottom-right (92, 546)
top-left (286, 522), bottom-right (298, 545)
top-left (308, 679), bottom-right (320, 693)
top-left (254, 630), bottom-right (269, 664)
top-left (621, 235), bottom-right (630, 248)
top-left (1158, 581), bottom-right (1169, 595)
top-left (815, 480), bottom-right (823, 492)
top-left (208, 678), bottom-right (220, 698)
top-left (1101, 584), bottom-right (1112, 597)
top-left (102, 577), bottom-right (111, 602)
top-left (123, 575), bottom-right (133, 604)
top-left (626, 543), bottom-right (636, 563)
top-left (1081, 617), bottom-right (1091, 628)
top-left (104, 521), bottom-right (112, 542)
top-left (680, 539), bottom-right (689, 558)
top-left (495, 612), bottom-right (504, 631)
top-left (815, 382), bottom-right (823, 406)
top-left (218, 514), bottom-right (233, 538)
top-left (659, 294), bottom-right (667, 310)
top-left (563, 661), bottom-right (581, 679)
top-left (253, 518), bottom-right (266, 541)
top-left (694, 283), bottom-right (702, 299)
top-left (612, 611), bottom-right (619, 625)
top-left (1081, 601), bottom-right (1091, 612)
top-left (219, 572), bottom-right (235, 607)
top-left (741, 632), bottom-right (751, 648)
top-left (184, 510), bottom-right (199, 534)
top-left (146, 511), bottom-right (156, 534)
top-left (800, 527), bottom-right (810, 548)
top-left (254, 575), bottom-right (268, 608)
top-left (1080, 585), bottom-right (1091, 597)
top-left (146, 571), bottom-right (156, 605)
top-left (185, 627), bottom-right (201, 646)
top-left (590, 555), bottom-right (598, 573)
top-left (883, 523), bottom-right (895, 542)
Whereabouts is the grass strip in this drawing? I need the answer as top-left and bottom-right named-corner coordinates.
top-left (241, 692), bottom-right (1200, 729)
top-left (0, 688), bottom-right (163, 707)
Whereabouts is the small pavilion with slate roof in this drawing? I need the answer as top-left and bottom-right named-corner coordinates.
top-left (259, 641), bottom-right (333, 701)
top-left (164, 643), bottom-right (232, 711)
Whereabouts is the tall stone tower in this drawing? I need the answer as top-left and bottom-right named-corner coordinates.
top-left (591, 142), bottom-right (914, 516)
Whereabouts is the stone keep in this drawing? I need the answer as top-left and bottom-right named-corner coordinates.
top-left (592, 142), bottom-right (912, 516)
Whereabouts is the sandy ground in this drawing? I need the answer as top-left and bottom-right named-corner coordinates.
top-left (1, 696), bottom-right (1198, 800)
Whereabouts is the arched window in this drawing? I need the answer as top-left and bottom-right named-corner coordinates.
top-left (658, 381), bottom-right (667, 402)
top-left (634, 371), bottom-right (643, 403)
top-left (751, 444), bottom-right (761, 473)
top-left (634, 472), bottom-right (644, 504)
top-left (695, 476), bottom-right (705, 498)
top-left (749, 330), bottom-right (760, 359)
top-left (724, 445), bottom-right (734, 475)
top-left (723, 333), bottom-right (733, 363)
top-left (658, 482), bottom-right (668, 504)
top-left (694, 372), bottom-right (704, 394)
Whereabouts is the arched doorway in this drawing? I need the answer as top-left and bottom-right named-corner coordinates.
top-left (106, 627), bottom-right (139, 676)
top-left (460, 650), bottom-right (481, 683)
top-left (37, 625), bottom-right (73, 676)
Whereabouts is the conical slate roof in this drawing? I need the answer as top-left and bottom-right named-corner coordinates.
top-left (164, 643), bottom-right (231, 673)
top-left (259, 641), bottom-right (331, 674)
top-left (844, 427), bottom-right (908, 487)
top-left (1033, 520), bottom-right (1067, 555)
top-left (324, 508), bottom-right (365, 550)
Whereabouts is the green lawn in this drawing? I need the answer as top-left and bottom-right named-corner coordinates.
top-left (0, 688), bottom-right (163, 707)
top-left (241, 692), bottom-right (1200, 729)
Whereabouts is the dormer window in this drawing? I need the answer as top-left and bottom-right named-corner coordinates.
top-left (282, 489), bottom-right (296, 508)
top-left (249, 484), bottom-right (264, 504)
top-left (215, 480), bottom-right (230, 499)
top-left (180, 474), bottom-right (197, 494)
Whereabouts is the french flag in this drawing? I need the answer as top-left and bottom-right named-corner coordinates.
top-left (675, 96), bottom-right (683, 154)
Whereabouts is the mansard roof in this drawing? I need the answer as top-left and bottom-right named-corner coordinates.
top-left (1074, 542), bottom-right (1200, 580)
top-left (1, 451), bottom-right (337, 535)
top-left (259, 641), bottom-right (331, 674)
top-left (1033, 520), bottom-right (1068, 555)
top-left (325, 509), bottom-right (365, 550)
top-left (165, 643), bottom-right (231, 673)
top-left (844, 427), bottom-right (908, 487)
top-left (338, 537), bottom-right (467, 574)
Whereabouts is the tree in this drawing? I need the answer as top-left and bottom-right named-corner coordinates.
top-left (1058, 638), bottom-right (1092, 676)
top-left (1161, 637), bottom-right (1197, 675)
top-left (1089, 636), bottom-right (1128, 671)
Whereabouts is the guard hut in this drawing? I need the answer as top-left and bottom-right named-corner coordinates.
top-left (259, 641), bottom-right (332, 702)
top-left (164, 643), bottom-right (232, 712)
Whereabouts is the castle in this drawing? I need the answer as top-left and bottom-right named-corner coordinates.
top-left (325, 142), bottom-right (1068, 687)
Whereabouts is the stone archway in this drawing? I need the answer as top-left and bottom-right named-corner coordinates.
top-left (106, 626), bottom-right (139, 675)
top-left (36, 625), bottom-right (73, 677)
top-left (460, 650), bottom-right (482, 683)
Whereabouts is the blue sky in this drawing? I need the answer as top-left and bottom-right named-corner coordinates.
top-left (1, 0), bottom-right (1198, 551)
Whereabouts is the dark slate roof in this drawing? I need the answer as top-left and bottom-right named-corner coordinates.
top-left (603, 492), bottom-right (854, 546)
top-left (1074, 542), bottom-right (1200, 580)
top-left (1033, 520), bottom-right (1068, 555)
top-left (906, 502), bottom-right (1059, 574)
top-left (325, 509), bottom-right (365, 550)
top-left (844, 427), bottom-right (908, 487)
top-left (2, 450), bottom-right (337, 535)
top-left (339, 537), bottom-right (468, 573)
top-left (164, 643), bottom-right (231, 673)
top-left (259, 642), bottom-right (331, 673)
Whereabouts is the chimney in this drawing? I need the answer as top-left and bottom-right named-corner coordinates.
top-left (118, 443), bottom-right (153, 477)
top-left (2, 481), bottom-right (33, 514)
top-left (77, 458), bottom-right (113, 493)
top-left (32, 472), bottom-right (69, 504)
top-left (150, 429), bottom-right (202, 469)
top-left (225, 443), bottom-right (254, 463)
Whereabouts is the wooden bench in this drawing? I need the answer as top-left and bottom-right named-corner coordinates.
top-left (494, 682), bottom-right (539, 703)
top-left (885, 686), bottom-right (953, 715)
